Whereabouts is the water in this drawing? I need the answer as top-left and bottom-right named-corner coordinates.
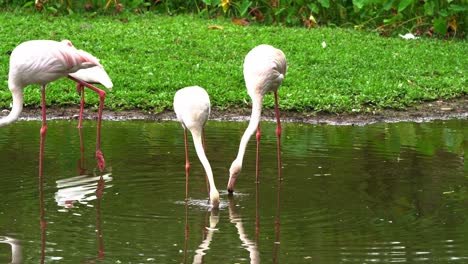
top-left (0, 118), bottom-right (466, 263)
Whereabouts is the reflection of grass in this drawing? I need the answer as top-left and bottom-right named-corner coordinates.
top-left (0, 12), bottom-right (466, 114)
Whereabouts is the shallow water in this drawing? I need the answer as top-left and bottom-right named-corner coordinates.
top-left (0, 118), bottom-right (466, 263)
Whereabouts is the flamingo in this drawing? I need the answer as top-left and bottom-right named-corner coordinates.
top-left (174, 86), bottom-right (220, 208)
top-left (0, 40), bottom-right (111, 170)
top-left (227, 44), bottom-right (287, 194)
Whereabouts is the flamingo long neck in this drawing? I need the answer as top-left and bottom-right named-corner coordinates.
top-left (234, 95), bottom-right (264, 167)
top-left (0, 85), bottom-right (23, 127)
top-left (191, 129), bottom-right (217, 193)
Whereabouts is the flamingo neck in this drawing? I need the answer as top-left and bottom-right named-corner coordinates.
top-left (190, 129), bottom-right (219, 201)
top-left (0, 85), bottom-right (23, 127)
top-left (233, 95), bottom-right (264, 168)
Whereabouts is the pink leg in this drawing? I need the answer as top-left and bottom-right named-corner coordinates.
top-left (40, 85), bottom-right (48, 137)
top-left (184, 128), bottom-right (190, 201)
top-left (77, 84), bottom-right (85, 129)
top-left (274, 91), bottom-right (282, 180)
top-left (68, 76), bottom-right (106, 171)
top-left (77, 127), bottom-right (85, 175)
top-left (255, 124), bottom-right (261, 183)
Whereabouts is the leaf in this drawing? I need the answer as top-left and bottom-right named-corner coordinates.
top-left (232, 17), bottom-right (250, 26)
top-left (308, 3), bottom-right (319, 13)
top-left (383, 13), bottom-right (403, 24)
top-left (208, 25), bottom-right (224, 30)
top-left (22, 1), bottom-right (34, 8)
top-left (353, 0), bottom-right (366, 9)
top-left (240, 1), bottom-right (252, 16)
top-left (433, 18), bottom-right (447, 35)
top-left (317, 0), bottom-right (330, 9)
top-left (423, 1), bottom-right (434, 16)
top-left (448, 18), bottom-right (457, 32)
top-left (47, 6), bottom-right (58, 13)
top-left (383, 0), bottom-right (397, 11)
top-left (221, 0), bottom-right (229, 13)
top-left (398, 0), bottom-right (413, 13)
top-left (449, 5), bottom-right (468, 12)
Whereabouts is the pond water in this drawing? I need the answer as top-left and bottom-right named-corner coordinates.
top-left (0, 118), bottom-right (466, 263)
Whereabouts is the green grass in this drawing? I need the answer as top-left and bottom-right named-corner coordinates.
top-left (0, 11), bottom-right (466, 114)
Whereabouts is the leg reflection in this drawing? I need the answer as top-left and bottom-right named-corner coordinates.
top-left (273, 172), bottom-right (282, 264)
top-left (39, 123), bottom-right (46, 264)
top-left (228, 195), bottom-right (260, 264)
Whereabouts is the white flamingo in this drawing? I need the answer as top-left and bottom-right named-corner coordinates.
top-left (228, 44), bottom-right (287, 193)
top-left (0, 39), bottom-right (111, 170)
top-left (174, 86), bottom-right (220, 208)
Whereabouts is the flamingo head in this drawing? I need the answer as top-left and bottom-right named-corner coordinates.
top-left (227, 160), bottom-right (242, 194)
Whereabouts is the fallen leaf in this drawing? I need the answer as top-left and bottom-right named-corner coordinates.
top-left (232, 17), bottom-right (250, 26)
top-left (249, 7), bottom-right (264, 22)
top-left (208, 25), bottom-right (224, 30)
top-left (448, 18), bottom-right (457, 32)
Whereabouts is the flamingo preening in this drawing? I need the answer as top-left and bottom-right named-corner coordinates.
top-left (227, 44), bottom-right (287, 194)
top-left (174, 86), bottom-right (220, 208)
top-left (0, 40), bottom-right (111, 170)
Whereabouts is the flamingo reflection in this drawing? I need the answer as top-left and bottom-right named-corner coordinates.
top-left (192, 209), bottom-right (220, 264)
top-left (54, 130), bottom-right (112, 261)
top-left (228, 195), bottom-right (260, 264)
top-left (0, 236), bottom-right (22, 264)
top-left (273, 176), bottom-right (282, 264)
top-left (55, 172), bottom-right (111, 262)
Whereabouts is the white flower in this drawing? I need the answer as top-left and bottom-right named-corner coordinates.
top-left (322, 41), bottom-right (327, 48)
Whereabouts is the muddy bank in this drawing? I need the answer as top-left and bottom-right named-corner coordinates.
top-left (1, 97), bottom-right (466, 126)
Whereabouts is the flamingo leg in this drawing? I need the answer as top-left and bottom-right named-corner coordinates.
top-left (77, 84), bottom-right (85, 129)
top-left (68, 76), bottom-right (106, 171)
top-left (274, 91), bottom-right (282, 180)
top-left (77, 127), bottom-right (85, 175)
top-left (255, 124), bottom-right (261, 183)
top-left (40, 85), bottom-right (48, 136)
top-left (184, 128), bottom-right (190, 201)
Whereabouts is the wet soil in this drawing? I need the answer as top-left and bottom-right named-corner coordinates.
top-left (2, 97), bottom-right (466, 125)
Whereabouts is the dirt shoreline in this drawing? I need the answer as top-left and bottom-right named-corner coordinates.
top-left (2, 97), bottom-right (466, 125)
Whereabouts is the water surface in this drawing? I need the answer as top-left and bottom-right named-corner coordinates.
top-left (0, 118), bottom-right (466, 263)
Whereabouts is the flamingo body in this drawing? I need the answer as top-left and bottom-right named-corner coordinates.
top-left (228, 44), bottom-right (287, 193)
top-left (174, 86), bottom-right (220, 208)
top-left (9, 40), bottom-right (101, 88)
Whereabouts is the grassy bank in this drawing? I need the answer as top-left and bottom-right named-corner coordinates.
top-left (0, 12), bottom-right (466, 114)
